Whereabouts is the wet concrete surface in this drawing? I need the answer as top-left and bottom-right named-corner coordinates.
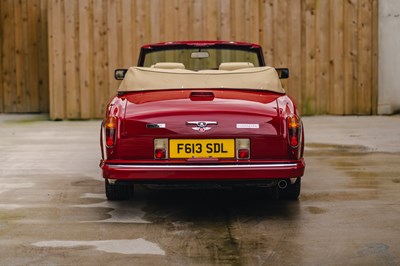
top-left (0, 114), bottom-right (399, 265)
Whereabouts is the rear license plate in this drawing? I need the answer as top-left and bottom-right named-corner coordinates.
top-left (169, 139), bottom-right (235, 158)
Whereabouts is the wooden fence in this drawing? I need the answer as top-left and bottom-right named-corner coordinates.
top-left (0, 0), bottom-right (49, 113)
top-left (1, 0), bottom-right (378, 119)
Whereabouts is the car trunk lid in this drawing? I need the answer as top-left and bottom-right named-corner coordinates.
top-left (117, 89), bottom-right (286, 160)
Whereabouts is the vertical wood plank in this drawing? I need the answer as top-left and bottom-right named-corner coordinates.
top-left (116, 0), bottom-right (123, 67)
top-left (79, 0), bottom-right (93, 119)
top-left (64, 0), bottom-right (80, 118)
top-left (26, 0), bottom-right (40, 112)
top-left (0, 1), bottom-right (6, 113)
top-left (107, 0), bottom-right (120, 98)
top-left (14, 0), bottom-right (26, 112)
top-left (259, 0), bottom-right (274, 65)
top-left (218, 0), bottom-right (231, 41)
top-left (39, 0), bottom-right (49, 113)
top-left (22, 0), bottom-right (30, 112)
top-left (243, 0), bottom-right (251, 42)
top-left (302, 0), bottom-right (317, 114)
top-left (121, 0), bottom-right (133, 66)
top-left (177, 0), bottom-right (190, 41)
top-left (130, 0), bottom-right (138, 64)
top-left (150, 0), bottom-right (161, 43)
top-left (163, 0), bottom-right (175, 42)
top-left (329, 0), bottom-right (345, 114)
top-left (274, 0), bottom-right (287, 67)
top-left (190, 0), bottom-right (203, 40)
top-left (93, 0), bottom-right (107, 117)
top-left (343, 0), bottom-right (358, 114)
top-left (231, 0), bottom-right (245, 42)
top-left (245, 0), bottom-right (259, 44)
top-left (161, 0), bottom-right (173, 62)
top-left (49, 0), bottom-right (66, 119)
top-left (203, 0), bottom-right (218, 40)
top-left (157, 0), bottom-right (166, 42)
top-left (136, 0), bottom-right (145, 45)
top-left (4, 0), bottom-right (16, 111)
top-left (136, 0), bottom-right (150, 46)
top-left (371, 0), bottom-right (378, 114)
top-left (48, 0), bottom-right (54, 117)
top-left (357, 0), bottom-right (372, 114)
top-left (315, 0), bottom-right (330, 114)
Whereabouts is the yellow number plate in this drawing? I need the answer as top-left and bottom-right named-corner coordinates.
top-left (169, 139), bottom-right (235, 158)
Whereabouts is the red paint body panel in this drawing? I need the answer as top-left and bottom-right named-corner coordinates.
top-left (140, 40), bottom-right (262, 49)
top-left (100, 41), bottom-right (305, 186)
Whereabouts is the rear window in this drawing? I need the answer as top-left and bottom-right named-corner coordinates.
top-left (142, 48), bottom-right (260, 71)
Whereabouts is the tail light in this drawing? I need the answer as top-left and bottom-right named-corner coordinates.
top-left (236, 138), bottom-right (250, 159)
top-left (105, 116), bottom-right (117, 148)
top-left (154, 139), bottom-right (168, 159)
top-left (287, 115), bottom-right (301, 148)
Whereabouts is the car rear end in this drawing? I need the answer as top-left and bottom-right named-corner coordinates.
top-left (100, 89), bottom-right (305, 200)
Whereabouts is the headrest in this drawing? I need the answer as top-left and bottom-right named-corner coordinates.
top-left (218, 62), bottom-right (255, 70)
top-left (151, 62), bottom-right (186, 69)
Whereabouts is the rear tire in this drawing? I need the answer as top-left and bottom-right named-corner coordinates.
top-left (277, 178), bottom-right (301, 200)
top-left (105, 179), bottom-right (134, 201)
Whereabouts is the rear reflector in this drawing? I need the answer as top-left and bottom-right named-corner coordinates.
top-left (238, 149), bottom-right (250, 159)
top-left (155, 149), bottom-right (166, 159)
top-left (106, 137), bottom-right (114, 147)
top-left (290, 136), bottom-right (298, 147)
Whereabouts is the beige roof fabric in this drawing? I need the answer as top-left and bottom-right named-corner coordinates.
top-left (118, 66), bottom-right (285, 93)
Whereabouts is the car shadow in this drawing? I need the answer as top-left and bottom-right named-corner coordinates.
top-left (135, 186), bottom-right (301, 223)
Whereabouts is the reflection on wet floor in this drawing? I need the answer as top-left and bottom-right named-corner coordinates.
top-left (76, 193), bottom-right (150, 224)
top-left (306, 143), bottom-right (400, 187)
top-left (46, 144), bottom-right (400, 264)
top-left (32, 238), bottom-right (165, 255)
top-left (137, 188), bottom-right (301, 265)
top-left (1, 141), bottom-right (400, 265)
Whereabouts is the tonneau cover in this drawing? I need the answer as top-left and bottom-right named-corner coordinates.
top-left (118, 66), bottom-right (285, 93)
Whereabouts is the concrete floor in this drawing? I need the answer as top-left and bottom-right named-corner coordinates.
top-left (0, 114), bottom-right (399, 265)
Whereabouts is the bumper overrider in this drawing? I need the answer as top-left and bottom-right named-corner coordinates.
top-left (101, 159), bottom-right (305, 183)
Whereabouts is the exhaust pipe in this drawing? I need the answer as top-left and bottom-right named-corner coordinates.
top-left (277, 180), bottom-right (288, 189)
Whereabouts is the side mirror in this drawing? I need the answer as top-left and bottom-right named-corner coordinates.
top-left (114, 69), bottom-right (128, 80)
top-left (276, 68), bottom-right (289, 79)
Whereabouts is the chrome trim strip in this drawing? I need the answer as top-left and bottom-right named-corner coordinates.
top-left (106, 163), bottom-right (298, 169)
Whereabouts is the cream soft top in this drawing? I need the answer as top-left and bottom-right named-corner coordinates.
top-left (118, 66), bottom-right (285, 93)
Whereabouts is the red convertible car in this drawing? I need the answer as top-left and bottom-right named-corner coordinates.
top-left (100, 41), bottom-right (305, 200)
